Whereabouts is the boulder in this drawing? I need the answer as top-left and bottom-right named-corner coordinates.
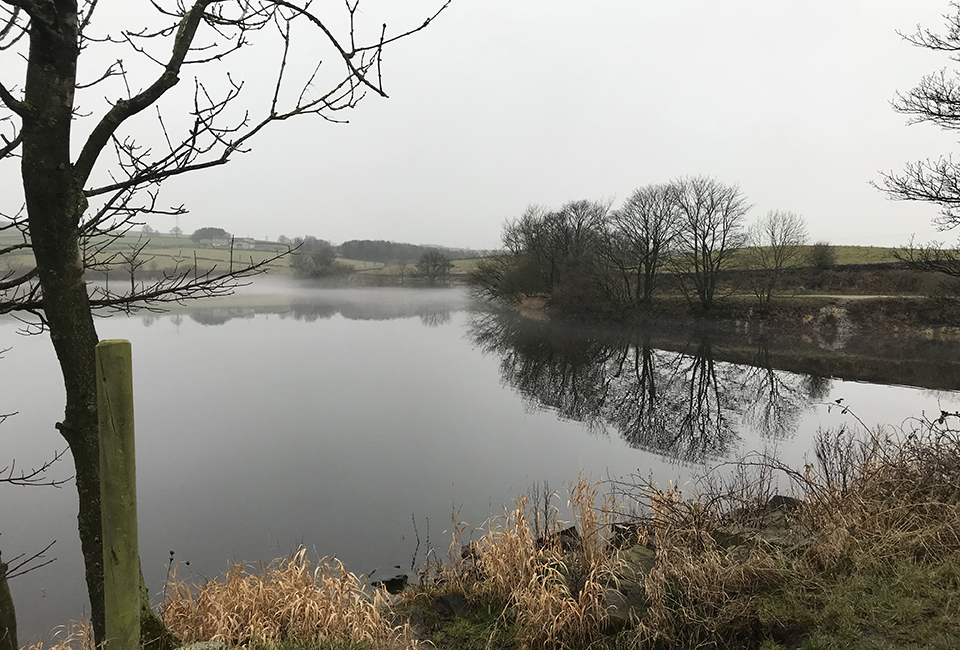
top-left (372, 574), bottom-right (408, 594)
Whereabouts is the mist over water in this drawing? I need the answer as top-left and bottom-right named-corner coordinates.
top-left (2, 281), bottom-right (957, 641)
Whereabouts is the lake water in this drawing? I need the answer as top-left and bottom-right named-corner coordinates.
top-left (3, 282), bottom-right (959, 641)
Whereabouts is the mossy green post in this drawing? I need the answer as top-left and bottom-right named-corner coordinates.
top-left (97, 340), bottom-right (140, 650)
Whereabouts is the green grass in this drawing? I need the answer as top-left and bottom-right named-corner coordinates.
top-left (727, 245), bottom-right (900, 269)
top-left (826, 246), bottom-right (900, 266)
top-left (749, 556), bottom-right (960, 649)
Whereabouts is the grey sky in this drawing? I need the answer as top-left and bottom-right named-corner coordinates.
top-left (10, 1), bottom-right (959, 250)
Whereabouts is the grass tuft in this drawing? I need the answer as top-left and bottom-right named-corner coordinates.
top-left (162, 548), bottom-right (417, 649)
top-left (24, 620), bottom-right (94, 650)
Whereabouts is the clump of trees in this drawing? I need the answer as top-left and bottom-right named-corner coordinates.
top-left (290, 237), bottom-right (354, 279)
top-left (472, 201), bottom-right (610, 313)
top-left (413, 250), bottom-right (454, 285)
top-left (473, 176), bottom-right (809, 314)
top-left (190, 227), bottom-right (231, 243)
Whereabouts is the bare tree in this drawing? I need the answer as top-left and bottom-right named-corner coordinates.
top-left (0, 1), bottom-right (448, 643)
top-left (745, 210), bottom-right (808, 310)
top-left (876, 5), bottom-right (960, 278)
top-left (495, 201), bottom-right (609, 297)
top-left (671, 176), bottom-right (751, 310)
top-left (608, 183), bottom-right (682, 305)
top-left (413, 250), bottom-right (454, 286)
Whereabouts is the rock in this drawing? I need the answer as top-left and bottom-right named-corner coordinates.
top-left (619, 544), bottom-right (657, 580)
top-left (372, 574), bottom-right (408, 594)
top-left (406, 609), bottom-right (428, 638)
top-left (179, 643), bottom-right (228, 650)
top-left (430, 593), bottom-right (469, 620)
top-left (711, 529), bottom-right (748, 549)
top-left (537, 525), bottom-right (581, 551)
top-left (609, 522), bottom-right (644, 549)
top-left (768, 495), bottom-right (803, 511)
top-left (605, 585), bottom-right (648, 628)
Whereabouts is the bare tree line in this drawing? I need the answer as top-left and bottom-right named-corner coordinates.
top-left (472, 176), bottom-right (808, 313)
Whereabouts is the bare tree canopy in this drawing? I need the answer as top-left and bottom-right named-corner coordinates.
top-left (671, 176), bottom-right (751, 310)
top-left (875, 4), bottom-right (960, 283)
top-left (878, 4), bottom-right (960, 229)
top-left (746, 210), bottom-right (808, 309)
top-left (608, 183), bottom-right (682, 305)
top-left (413, 249), bottom-right (454, 286)
top-left (0, 0), bottom-right (448, 643)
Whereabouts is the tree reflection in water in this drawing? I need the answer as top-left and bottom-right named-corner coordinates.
top-left (468, 311), bottom-right (821, 464)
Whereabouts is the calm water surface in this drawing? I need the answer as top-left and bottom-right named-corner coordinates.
top-left (2, 282), bottom-right (958, 640)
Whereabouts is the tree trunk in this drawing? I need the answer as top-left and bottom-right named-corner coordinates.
top-left (20, 6), bottom-right (171, 646)
top-left (0, 554), bottom-right (17, 650)
top-left (21, 4), bottom-right (108, 644)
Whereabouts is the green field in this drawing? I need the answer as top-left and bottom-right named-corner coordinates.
top-left (0, 232), bottom-right (292, 275)
top-left (0, 232), bottom-right (903, 280)
top-left (727, 244), bottom-right (900, 267)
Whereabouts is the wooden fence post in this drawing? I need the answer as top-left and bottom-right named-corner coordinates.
top-left (97, 339), bottom-right (140, 650)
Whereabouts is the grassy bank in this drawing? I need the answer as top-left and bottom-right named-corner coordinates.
top-left (28, 415), bottom-right (960, 650)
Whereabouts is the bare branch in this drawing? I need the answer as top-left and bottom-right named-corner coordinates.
top-left (78, 0), bottom-right (101, 37)
top-left (0, 448), bottom-right (71, 488)
top-left (0, 4), bottom-right (27, 51)
top-left (74, 0), bottom-right (215, 184)
top-left (3, 540), bottom-right (58, 579)
top-left (0, 267), bottom-right (36, 291)
top-left (0, 130), bottom-right (21, 158)
top-left (875, 156), bottom-right (960, 230)
top-left (87, 247), bottom-right (292, 312)
top-left (0, 80), bottom-right (26, 118)
top-left (76, 61), bottom-right (123, 90)
top-left (85, 156), bottom-right (229, 197)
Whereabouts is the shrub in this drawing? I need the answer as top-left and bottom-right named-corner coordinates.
top-left (807, 241), bottom-right (836, 271)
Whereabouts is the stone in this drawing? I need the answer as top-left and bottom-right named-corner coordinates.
top-left (179, 643), bottom-right (228, 650)
top-left (430, 593), bottom-right (469, 620)
top-left (372, 574), bottom-right (408, 594)
top-left (537, 525), bottom-right (581, 551)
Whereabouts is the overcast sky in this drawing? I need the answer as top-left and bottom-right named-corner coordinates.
top-left (104, 2), bottom-right (960, 248)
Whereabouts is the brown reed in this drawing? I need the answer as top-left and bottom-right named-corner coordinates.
top-left (162, 547), bottom-right (416, 650)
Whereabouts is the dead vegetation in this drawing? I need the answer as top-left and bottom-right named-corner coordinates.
top-left (24, 621), bottom-right (94, 650)
top-left (430, 475), bottom-right (622, 649)
top-left (27, 412), bottom-right (960, 650)
top-left (161, 549), bottom-right (417, 650)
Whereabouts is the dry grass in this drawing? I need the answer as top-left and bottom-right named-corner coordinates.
top-left (623, 482), bottom-right (794, 649)
top-left (162, 548), bottom-right (417, 649)
top-left (798, 417), bottom-right (960, 570)
top-left (24, 620), bottom-right (94, 650)
top-left (609, 412), bottom-right (960, 649)
top-left (439, 475), bottom-right (623, 650)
